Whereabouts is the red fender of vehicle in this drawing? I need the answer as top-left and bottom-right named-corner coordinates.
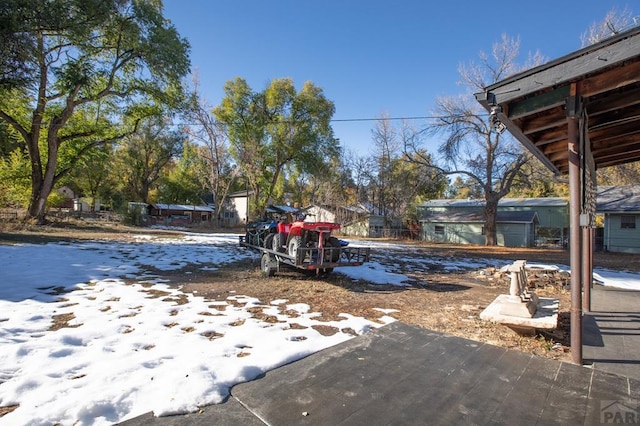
top-left (276, 222), bottom-right (291, 233)
top-left (287, 221), bottom-right (341, 237)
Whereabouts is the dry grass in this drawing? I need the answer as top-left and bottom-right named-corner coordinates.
top-left (4, 219), bottom-right (635, 363)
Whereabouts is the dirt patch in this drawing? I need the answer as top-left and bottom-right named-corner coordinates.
top-left (4, 220), bottom-right (636, 363)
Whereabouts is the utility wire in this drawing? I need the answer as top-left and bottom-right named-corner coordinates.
top-left (11, 113), bottom-right (487, 128)
top-left (330, 115), bottom-right (436, 123)
top-left (174, 113), bottom-right (486, 127)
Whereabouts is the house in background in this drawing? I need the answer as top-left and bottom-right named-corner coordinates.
top-left (597, 185), bottom-right (640, 254)
top-left (57, 185), bottom-right (102, 212)
top-left (220, 190), bottom-right (251, 227)
top-left (280, 203), bottom-right (398, 238)
top-left (303, 204), bottom-right (336, 223)
top-left (334, 204), bottom-right (403, 238)
top-left (418, 198), bottom-right (568, 248)
top-left (57, 185), bottom-right (77, 201)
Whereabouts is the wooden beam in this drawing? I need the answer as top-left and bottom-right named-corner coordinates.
top-left (593, 142), bottom-right (640, 160)
top-left (548, 149), bottom-right (570, 162)
top-left (586, 85), bottom-right (640, 116)
top-left (580, 60), bottom-right (640, 97)
top-left (537, 138), bottom-right (567, 151)
top-left (520, 108), bottom-right (567, 135)
top-left (508, 86), bottom-right (570, 119)
top-left (532, 126), bottom-right (573, 144)
top-left (597, 149), bottom-right (640, 167)
top-left (590, 124), bottom-right (640, 145)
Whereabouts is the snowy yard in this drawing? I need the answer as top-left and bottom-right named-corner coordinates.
top-left (0, 231), bottom-right (638, 425)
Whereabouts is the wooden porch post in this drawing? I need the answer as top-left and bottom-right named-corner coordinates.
top-left (567, 84), bottom-right (583, 365)
top-left (582, 227), bottom-right (592, 313)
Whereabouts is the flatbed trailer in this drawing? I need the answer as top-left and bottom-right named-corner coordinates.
top-left (239, 235), bottom-right (371, 277)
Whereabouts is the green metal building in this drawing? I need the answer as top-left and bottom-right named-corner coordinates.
top-left (597, 186), bottom-right (640, 254)
top-left (418, 198), bottom-right (569, 248)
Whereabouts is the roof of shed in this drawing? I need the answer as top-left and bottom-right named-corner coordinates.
top-left (597, 185), bottom-right (640, 213)
top-left (421, 197), bottom-right (567, 208)
top-left (420, 211), bottom-right (539, 224)
top-left (153, 204), bottom-right (215, 213)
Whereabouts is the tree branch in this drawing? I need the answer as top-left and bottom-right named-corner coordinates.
top-left (53, 119), bottom-right (140, 183)
top-left (0, 110), bottom-right (29, 142)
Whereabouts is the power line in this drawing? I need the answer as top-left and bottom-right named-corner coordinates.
top-left (174, 114), bottom-right (461, 127)
top-left (330, 115), bottom-right (436, 123)
top-left (10, 113), bottom-right (487, 128)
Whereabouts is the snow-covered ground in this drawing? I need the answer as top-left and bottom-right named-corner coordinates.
top-left (1, 232), bottom-right (638, 425)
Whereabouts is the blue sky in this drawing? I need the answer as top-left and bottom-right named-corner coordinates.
top-left (163, 1), bottom-right (634, 154)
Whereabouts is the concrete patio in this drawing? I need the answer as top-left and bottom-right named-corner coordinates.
top-left (121, 286), bottom-right (640, 425)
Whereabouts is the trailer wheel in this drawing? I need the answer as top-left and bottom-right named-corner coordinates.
top-left (261, 252), bottom-right (276, 277)
top-left (288, 236), bottom-right (302, 258)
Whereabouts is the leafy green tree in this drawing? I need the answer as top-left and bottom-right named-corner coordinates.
top-left (446, 175), bottom-right (483, 199)
top-left (115, 117), bottom-right (184, 203)
top-left (0, 0), bottom-right (190, 223)
top-left (0, 148), bottom-right (31, 207)
top-left (214, 77), bottom-right (339, 218)
top-left (0, 0), bottom-right (37, 89)
top-left (64, 142), bottom-right (115, 212)
top-left (0, 121), bottom-right (21, 159)
top-left (286, 155), bottom-right (348, 209)
top-left (158, 140), bottom-right (202, 205)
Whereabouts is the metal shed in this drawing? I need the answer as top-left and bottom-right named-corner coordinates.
top-left (420, 210), bottom-right (539, 247)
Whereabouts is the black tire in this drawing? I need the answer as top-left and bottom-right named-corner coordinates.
top-left (263, 233), bottom-right (274, 249)
top-left (273, 233), bottom-right (285, 253)
top-left (320, 268), bottom-right (334, 275)
top-left (327, 237), bottom-right (341, 262)
top-left (288, 235), bottom-right (302, 258)
top-left (261, 252), bottom-right (276, 277)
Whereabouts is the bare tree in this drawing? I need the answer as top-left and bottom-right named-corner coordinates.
top-left (184, 77), bottom-right (237, 227)
top-left (581, 7), bottom-right (637, 47)
top-left (371, 115), bottom-right (399, 223)
top-left (405, 34), bottom-right (545, 245)
top-left (343, 149), bottom-right (376, 207)
top-left (370, 117), bottom-right (447, 225)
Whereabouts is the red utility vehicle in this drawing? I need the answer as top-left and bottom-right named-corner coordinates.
top-left (240, 214), bottom-right (370, 277)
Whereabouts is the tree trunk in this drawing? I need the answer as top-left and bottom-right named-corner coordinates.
top-left (26, 183), bottom-right (49, 224)
top-left (26, 136), bottom-right (58, 225)
top-left (483, 196), bottom-right (499, 246)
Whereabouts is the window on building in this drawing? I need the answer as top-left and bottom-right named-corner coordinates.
top-left (434, 225), bottom-right (444, 235)
top-left (621, 215), bottom-right (636, 229)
